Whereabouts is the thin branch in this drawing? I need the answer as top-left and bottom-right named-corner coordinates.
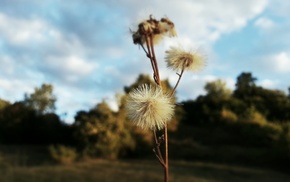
top-left (153, 130), bottom-right (165, 165)
top-left (171, 68), bottom-right (185, 97)
top-left (153, 148), bottom-right (166, 167)
top-left (140, 44), bottom-right (149, 57)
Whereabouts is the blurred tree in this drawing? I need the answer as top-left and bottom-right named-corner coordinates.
top-left (0, 101), bottom-right (74, 145)
top-left (24, 84), bottom-right (56, 114)
top-left (0, 99), bottom-right (10, 110)
top-left (124, 74), bottom-right (153, 93)
top-left (232, 72), bottom-right (290, 121)
top-left (73, 101), bottom-right (135, 159)
top-left (0, 102), bottom-right (37, 143)
top-left (204, 79), bottom-right (231, 99)
top-left (235, 72), bottom-right (257, 90)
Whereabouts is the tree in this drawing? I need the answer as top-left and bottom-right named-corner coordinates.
top-left (73, 101), bottom-right (135, 159)
top-left (0, 99), bottom-right (10, 110)
top-left (233, 72), bottom-right (257, 101)
top-left (235, 72), bottom-right (257, 90)
top-left (24, 84), bottom-right (56, 114)
top-left (204, 79), bottom-right (231, 99)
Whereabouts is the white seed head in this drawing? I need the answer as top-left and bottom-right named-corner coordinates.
top-left (126, 84), bottom-right (175, 130)
top-left (165, 46), bottom-right (206, 72)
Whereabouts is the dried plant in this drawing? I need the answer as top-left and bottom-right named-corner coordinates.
top-left (127, 15), bottom-right (206, 182)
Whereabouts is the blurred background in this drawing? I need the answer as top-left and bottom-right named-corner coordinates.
top-left (0, 0), bottom-right (290, 181)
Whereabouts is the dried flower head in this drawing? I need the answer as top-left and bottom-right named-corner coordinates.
top-left (159, 17), bottom-right (177, 37)
top-left (126, 84), bottom-right (174, 130)
top-left (131, 15), bottom-right (177, 45)
top-left (165, 46), bottom-right (206, 72)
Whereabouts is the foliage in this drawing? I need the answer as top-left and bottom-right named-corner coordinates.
top-left (73, 101), bottom-right (135, 159)
top-left (0, 102), bottom-right (73, 145)
top-left (0, 98), bottom-right (10, 110)
top-left (0, 72), bottom-right (290, 167)
top-left (49, 145), bottom-right (78, 164)
top-left (235, 72), bottom-right (257, 92)
top-left (24, 84), bottom-right (56, 114)
top-left (205, 79), bottom-right (232, 99)
top-left (220, 109), bottom-right (238, 123)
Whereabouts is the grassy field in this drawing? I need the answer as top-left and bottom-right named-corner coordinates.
top-left (1, 159), bottom-right (290, 182)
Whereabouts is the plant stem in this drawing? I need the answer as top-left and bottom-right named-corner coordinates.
top-left (149, 35), bottom-right (161, 86)
top-left (143, 33), bottom-right (171, 182)
top-left (164, 124), bottom-right (169, 182)
top-left (153, 130), bottom-right (165, 167)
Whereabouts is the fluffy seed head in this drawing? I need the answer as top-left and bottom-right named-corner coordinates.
top-left (126, 84), bottom-right (175, 130)
top-left (165, 46), bottom-right (206, 72)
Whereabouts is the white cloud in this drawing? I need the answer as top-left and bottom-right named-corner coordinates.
top-left (64, 56), bottom-right (97, 76)
top-left (0, 79), bottom-right (35, 101)
top-left (271, 52), bottom-right (290, 73)
top-left (258, 79), bottom-right (277, 89)
top-left (0, 13), bottom-right (48, 44)
top-left (254, 17), bottom-right (275, 29)
top-left (125, 0), bottom-right (268, 45)
top-left (44, 55), bottom-right (98, 83)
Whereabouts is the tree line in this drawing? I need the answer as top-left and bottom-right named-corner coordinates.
top-left (0, 72), bottom-right (290, 167)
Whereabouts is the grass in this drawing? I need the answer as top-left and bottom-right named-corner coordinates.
top-left (1, 145), bottom-right (290, 182)
top-left (1, 159), bottom-right (290, 182)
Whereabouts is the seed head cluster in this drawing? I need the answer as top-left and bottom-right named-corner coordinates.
top-left (126, 84), bottom-right (175, 130)
top-left (131, 15), bottom-right (177, 45)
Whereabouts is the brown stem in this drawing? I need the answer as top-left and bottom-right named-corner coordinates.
top-left (164, 124), bottom-right (169, 182)
top-left (144, 34), bottom-right (159, 83)
top-left (153, 130), bottom-right (165, 166)
top-left (149, 35), bottom-right (161, 86)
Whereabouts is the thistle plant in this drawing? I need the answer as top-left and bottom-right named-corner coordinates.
top-left (126, 15), bottom-right (206, 182)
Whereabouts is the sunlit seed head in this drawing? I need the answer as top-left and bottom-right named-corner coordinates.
top-left (126, 84), bottom-right (175, 130)
top-left (165, 46), bottom-right (206, 72)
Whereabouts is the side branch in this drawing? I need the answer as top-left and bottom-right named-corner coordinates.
top-left (171, 68), bottom-right (185, 96)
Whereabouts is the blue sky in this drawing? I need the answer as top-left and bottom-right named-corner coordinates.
top-left (0, 0), bottom-right (289, 123)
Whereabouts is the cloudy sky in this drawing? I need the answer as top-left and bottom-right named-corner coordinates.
top-left (0, 0), bottom-right (289, 123)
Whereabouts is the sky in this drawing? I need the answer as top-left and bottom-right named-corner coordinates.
top-left (0, 0), bottom-right (289, 123)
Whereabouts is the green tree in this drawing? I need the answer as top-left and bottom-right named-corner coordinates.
top-left (24, 84), bottom-right (56, 114)
top-left (0, 99), bottom-right (10, 110)
top-left (235, 72), bottom-right (257, 90)
top-left (73, 101), bottom-right (135, 159)
top-left (204, 79), bottom-right (231, 99)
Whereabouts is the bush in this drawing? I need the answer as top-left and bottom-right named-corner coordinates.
top-left (49, 145), bottom-right (78, 164)
top-left (220, 109), bottom-right (238, 123)
top-left (241, 106), bottom-right (268, 125)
